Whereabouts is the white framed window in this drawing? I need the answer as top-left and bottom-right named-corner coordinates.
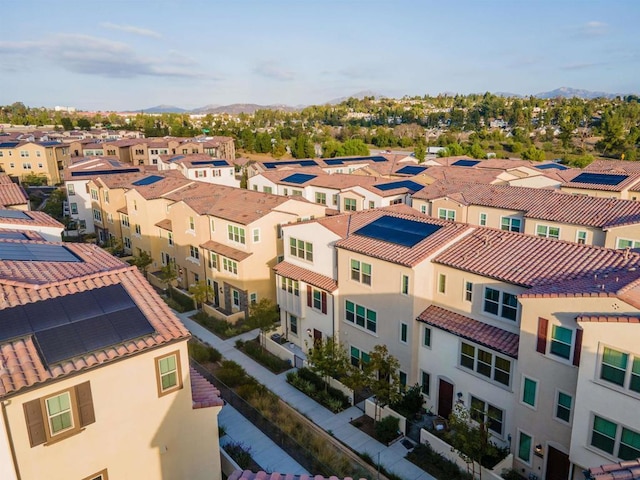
top-left (232, 289), bottom-right (240, 307)
top-left (45, 391), bottom-right (74, 436)
top-left (401, 274), bottom-right (409, 295)
top-left (168, 232), bottom-right (174, 246)
top-left (550, 325), bottom-right (572, 360)
top-left (90, 189), bottom-right (98, 201)
top-left (521, 376), bottom-right (538, 408)
top-left (400, 323), bottom-right (408, 344)
top-left (344, 198), bottom-right (357, 211)
top-left (420, 205), bottom-right (427, 214)
top-left (156, 351), bottom-right (182, 396)
top-left (351, 259), bottom-right (372, 285)
top-left (189, 245), bottom-right (200, 260)
top-left (345, 300), bottom-right (377, 333)
top-left (134, 224), bottom-right (141, 235)
top-left (464, 281), bottom-right (473, 302)
top-left (616, 238), bottom-right (640, 249)
top-left (290, 237), bottom-right (313, 261)
top-left (483, 287), bottom-right (518, 321)
top-left (332, 194), bottom-right (338, 206)
top-left (20, 150), bottom-right (29, 157)
top-left (438, 208), bottom-right (456, 221)
top-left (479, 212), bottom-right (487, 226)
top-left (92, 209), bottom-right (102, 222)
top-left (555, 390), bottom-right (572, 424)
top-left (517, 430), bottom-right (533, 464)
top-left (22, 162), bottom-right (31, 169)
top-left (460, 342), bottom-right (511, 387)
top-left (289, 314), bottom-right (298, 335)
top-left (368, 200), bottom-right (375, 209)
top-left (590, 415), bottom-right (640, 460)
top-left (536, 224), bottom-right (560, 239)
top-left (70, 203), bottom-right (78, 215)
top-left (250, 292), bottom-right (258, 304)
top-left (67, 184), bottom-right (75, 196)
top-left (280, 277), bottom-right (300, 296)
top-left (350, 345), bottom-right (370, 369)
top-left (209, 253), bottom-right (218, 270)
top-left (598, 346), bottom-right (640, 394)
top-left (263, 186), bottom-right (272, 194)
top-left (437, 273), bottom-right (446, 294)
top-left (121, 215), bottom-right (130, 227)
top-left (423, 326), bottom-right (431, 348)
top-left (104, 191), bottom-right (109, 203)
top-left (253, 228), bottom-right (260, 243)
top-left (470, 396), bottom-right (504, 436)
top-left (124, 237), bottom-right (131, 249)
top-left (228, 224), bottom-right (246, 244)
top-left (500, 216), bottom-right (521, 232)
top-left (188, 216), bottom-right (195, 231)
top-left (576, 230), bottom-right (587, 244)
top-left (223, 257), bottom-right (238, 275)
top-left (315, 192), bottom-right (326, 205)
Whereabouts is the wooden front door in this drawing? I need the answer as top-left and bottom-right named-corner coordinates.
top-left (437, 379), bottom-right (454, 419)
top-left (213, 281), bottom-right (220, 307)
top-left (545, 446), bottom-right (570, 480)
top-left (313, 329), bottom-right (322, 346)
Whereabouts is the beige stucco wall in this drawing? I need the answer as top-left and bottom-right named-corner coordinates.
top-left (522, 219), bottom-right (604, 246)
top-left (604, 224), bottom-right (640, 249)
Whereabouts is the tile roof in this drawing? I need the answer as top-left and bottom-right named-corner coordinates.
top-left (200, 240), bottom-right (252, 262)
top-left (273, 261), bottom-right (338, 292)
top-left (420, 166), bottom-right (505, 185)
top-left (417, 305), bottom-right (519, 358)
top-left (155, 219), bottom-right (173, 231)
top-left (434, 228), bottom-right (640, 288)
top-left (561, 171), bottom-right (640, 192)
top-left (0, 181), bottom-right (29, 207)
top-left (189, 367), bottom-right (223, 409)
top-left (335, 207), bottom-right (471, 267)
top-left (259, 170), bottom-right (378, 190)
top-left (577, 315), bottom-right (640, 323)
top-left (229, 471), bottom-right (365, 480)
top-left (0, 211), bottom-right (64, 229)
top-left (585, 459), bottom-right (640, 480)
top-left (586, 159), bottom-right (640, 174)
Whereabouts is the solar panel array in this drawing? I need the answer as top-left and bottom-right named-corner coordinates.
top-left (70, 168), bottom-right (140, 177)
top-left (38, 141), bottom-right (61, 147)
top-left (354, 215), bottom-right (443, 248)
top-left (0, 142), bottom-right (20, 148)
top-left (0, 209), bottom-right (30, 220)
top-left (373, 180), bottom-right (424, 192)
top-left (169, 155), bottom-right (185, 162)
top-left (192, 160), bottom-right (229, 166)
top-left (535, 163), bottom-right (569, 171)
top-left (281, 173), bottom-right (317, 184)
top-left (396, 165), bottom-right (427, 175)
top-left (0, 232), bottom-right (28, 240)
top-left (132, 175), bottom-right (164, 186)
top-left (570, 172), bottom-right (628, 186)
top-left (0, 243), bottom-right (82, 262)
top-left (263, 160), bottom-right (318, 169)
top-left (323, 156), bottom-right (387, 166)
top-left (108, 159), bottom-right (122, 167)
top-left (452, 159), bottom-right (480, 167)
top-left (0, 284), bottom-right (155, 365)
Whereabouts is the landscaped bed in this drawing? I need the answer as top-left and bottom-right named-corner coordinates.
top-left (236, 338), bottom-right (291, 374)
top-left (286, 367), bottom-right (351, 413)
top-left (191, 310), bottom-right (254, 339)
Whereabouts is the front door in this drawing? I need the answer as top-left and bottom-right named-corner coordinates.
top-left (438, 379), bottom-right (454, 419)
top-left (213, 281), bottom-right (220, 307)
top-left (545, 446), bottom-right (570, 480)
top-left (313, 329), bottom-right (322, 347)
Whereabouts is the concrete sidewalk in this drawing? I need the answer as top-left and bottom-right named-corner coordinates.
top-left (178, 310), bottom-right (435, 480)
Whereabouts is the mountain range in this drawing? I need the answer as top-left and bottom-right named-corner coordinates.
top-left (135, 87), bottom-right (625, 114)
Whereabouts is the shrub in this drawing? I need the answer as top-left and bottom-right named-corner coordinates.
top-left (216, 360), bottom-right (251, 387)
top-left (501, 469), bottom-right (526, 480)
top-left (169, 286), bottom-right (195, 311)
top-left (407, 443), bottom-right (472, 480)
top-left (188, 341), bottom-right (221, 364)
top-left (390, 384), bottom-right (424, 418)
top-left (191, 311), bottom-right (253, 339)
top-left (287, 369), bottom-right (350, 412)
top-left (223, 441), bottom-right (253, 469)
top-left (375, 416), bottom-right (400, 444)
top-left (237, 339), bottom-right (291, 373)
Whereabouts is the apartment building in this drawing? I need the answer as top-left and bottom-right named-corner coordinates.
top-left (157, 153), bottom-right (239, 187)
top-left (412, 182), bottom-right (640, 248)
top-left (0, 140), bottom-right (70, 184)
top-left (0, 174), bottom-right (29, 210)
top-left (0, 238), bottom-right (223, 480)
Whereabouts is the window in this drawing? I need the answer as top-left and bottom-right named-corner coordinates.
top-left (421, 371), bottom-right (430, 396)
top-left (232, 289), bottom-right (240, 307)
top-left (522, 377), bottom-right (537, 408)
top-left (250, 292), bottom-right (257, 304)
top-left (464, 281), bottom-right (473, 302)
top-left (345, 300), bottom-right (377, 333)
top-left (479, 213), bottom-right (487, 226)
top-left (460, 342), bottom-right (511, 387)
top-left (107, 213), bottom-right (113, 224)
top-left (616, 238), bottom-right (640, 249)
top-left (209, 253), bottom-right (218, 270)
top-left (483, 287), bottom-right (518, 321)
top-left (90, 189), bottom-right (98, 201)
top-left (189, 216), bottom-right (195, 231)
top-left (550, 325), bottom-right (572, 360)
top-left (223, 257), bottom-right (238, 275)
top-left (20, 150), bottom-right (29, 157)
top-left (124, 237), bottom-right (131, 249)
top-left (290, 237), bottom-right (313, 261)
top-left (156, 351), bottom-right (182, 396)
top-left (599, 346), bottom-right (640, 393)
top-left (70, 203), bottom-right (78, 215)
top-left (344, 198), bottom-right (356, 211)
top-left (134, 224), bottom-right (141, 235)
top-left (189, 245), bottom-right (200, 260)
top-left (536, 225), bottom-right (560, 239)
top-left (401, 274), bottom-right (409, 295)
top-left (23, 382), bottom-right (94, 447)
top-left (37, 163), bottom-right (43, 169)
top-left (369, 201), bottom-right (375, 209)
top-left (420, 205), bottom-right (427, 214)
top-left (576, 230), bottom-right (587, 244)
top-left (196, 170), bottom-right (206, 178)
top-left (79, 220), bottom-right (86, 229)
top-left (351, 260), bottom-right (372, 285)
top-left (470, 396), bottom-right (504, 436)
top-left (253, 228), bottom-right (260, 243)
top-left (263, 186), bottom-right (272, 194)
top-left (423, 327), bottom-right (431, 348)
top-left (438, 273), bottom-right (446, 294)
top-left (104, 191), bottom-right (109, 203)
top-left (168, 232), bottom-right (174, 246)
top-left (67, 184), bottom-right (75, 196)
top-left (92, 209), bottom-right (102, 222)
top-left (438, 208), bottom-right (456, 221)
top-left (399, 371), bottom-right (407, 388)
top-left (332, 194), bottom-right (338, 205)
top-left (400, 323), bottom-right (408, 343)
top-left (500, 216), bottom-right (521, 232)
top-left (315, 192), bottom-right (326, 205)
top-left (281, 277), bottom-right (300, 296)
top-left (350, 346), bottom-right (370, 368)
top-left (589, 416), bottom-right (640, 459)
top-left (121, 215), bottom-right (130, 227)
top-left (228, 224), bottom-right (246, 244)
top-left (555, 391), bottom-right (572, 423)
top-left (518, 431), bottom-right (532, 463)
top-left (312, 289), bottom-right (322, 310)
top-left (210, 219), bottom-right (215, 232)
top-left (290, 314), bottom-right (298, 335)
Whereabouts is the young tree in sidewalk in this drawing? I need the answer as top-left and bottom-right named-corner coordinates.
top-left (367, 345), bottom-right (402, 422)
top-left (189, 280), bottom-right (214, 311)
top-left (307, 336), bottom-right (350, 392)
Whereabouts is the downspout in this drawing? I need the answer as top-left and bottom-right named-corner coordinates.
top-left (1, 400), bottom-right (21, 480)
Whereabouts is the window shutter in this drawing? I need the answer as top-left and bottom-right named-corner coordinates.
top-left (23, 399), bottom-right (46, 447)
top-left (321, 291), bottom-right (327, 314)
top-left (573, 329), bottom-right (583, 367)
top-left (306, 287), bottom-right (312, 307)
top-left (536, 317), bottom-right (548, 354)
top-left (75, 382), bottom-right (95, 426)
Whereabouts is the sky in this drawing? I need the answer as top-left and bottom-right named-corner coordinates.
top-left (1, 0), bottom-right (639, 111)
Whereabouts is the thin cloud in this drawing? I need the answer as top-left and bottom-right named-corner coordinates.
top-left (253, 61), bottom-right (294, 81)
top-left (0, 34), bottom-right (210, 79)
top-left (100, 22), bottom-right (162, 38)
top-left (580, 21), bottom-right (608, 37)
top-left (561, 61), bottom-right (606, 71)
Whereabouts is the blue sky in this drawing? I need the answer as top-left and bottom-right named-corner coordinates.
top-left (1, 0), bottom-right (638, 111)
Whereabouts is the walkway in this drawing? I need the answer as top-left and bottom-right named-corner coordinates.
top-left (178, 310), bottom-right (435, 480)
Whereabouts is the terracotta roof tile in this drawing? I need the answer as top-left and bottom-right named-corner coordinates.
top-left (585, 458), bottom-right (640, 480)
top-left (259, 170), bottom-right (378, 189)
top-left (419, 166), bottom-right (505, 184)
top-left (578, 315), bottom-right (640, 323)
top-left (190, 367), bottom-right (223, 408)
top-left (273, 261), bottom-right (338, 292)
top-left (0, 211), bottom-right (63, 229)
top-left (0, 181), bottom-right (29, 207)
top-left (586, 159), bottom-right (640, 174)
top-left (155, 219), bottom-right (172, 231)
top-left (229, 471), bottom-right (366, 480)
top-left (561, 171), bottom-right (640, 192)
top-left (200, 240), bottom-right (252, 262)
top-left (417, 305), bottom-right (519, 358)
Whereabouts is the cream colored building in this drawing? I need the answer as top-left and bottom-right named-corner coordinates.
top-left (0, 141), bottom-right (70, 184)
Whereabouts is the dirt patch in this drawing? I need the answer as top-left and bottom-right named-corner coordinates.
top-left (350, 414), bottom-right (377, 439)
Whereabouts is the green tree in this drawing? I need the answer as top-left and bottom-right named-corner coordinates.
top-left (60, 117), bottom-right (74, 131)
top-left (132, 250), bottom-right (152, 277)
top-left (189, 280), bottom-right (214, 311)
top-left (307, 336), bottom-right (350, 392)
top-left (76, 118), bottom-right (91, 130)
top-left (336, 138), bottom-right (369, 157)
top-left (367, 345), bottom-right (402, 422)
top-left (21, 173), bottom-right (48, 186)
top-left (414, 142), bottom-right (426, 162)
top-left (159, 263), bottom-right (178, 298)
top-left (467, 142), bottom-right (486, 159)
top-left (247, 298), bottom-right (279, 345)
top-left (521, 145), bottom-right (545, 161)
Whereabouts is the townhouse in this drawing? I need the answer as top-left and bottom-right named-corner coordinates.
top-left (412, 181), bottom-right (640, 248)
top-left (559, 171), bottom-right (640, 200)
top-left (0, 140), bottom-right (70, 184)
top-left (0, 208), bottom-right (63, 241)
top-left (157, 153), bottom-right (239, 187)
top-left (0, 237), bottom-right (223, 480)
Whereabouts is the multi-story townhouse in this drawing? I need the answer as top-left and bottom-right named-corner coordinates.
top-left (81, 142), bottom-right (105, 157)
top-left (157, 153), bottom-right (239, 187)
top-left (412, 182), bottom-right (640, 248)
top-left (0, 237), bottom-right (223, 480)
top-left (162, 183), bottom-right (328, 319)
top-left (200, 136), bottom-right (236, 162)
top-left (0, 174), bottom-right (29, 210)
top-left (147, 139), bottom-right (171, 166)
top-left (559, 171), bottom-right (640, 200)
top-left (0, 140), bottom-right (70, 184)
top-left (101, 139), bottom-right (148, 164)
top-left (0, 208), bottom-right (63, 241)
top-left (63, 157), bottom-right (142, 234)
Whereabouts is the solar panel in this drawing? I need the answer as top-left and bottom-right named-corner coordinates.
top-left (535, 163), bottom-right (569, 171)
top-left (282, 173), bottom-right (317, 184)
top-left (170, 155), bottom-right (185, 162)
top-left (132, 175), bottom-right (163, 186)
top-left (0, 243), bottom-right (82, 262)
top-left (452, 159), bottom-right (480, 167)
top-left (2, 284), bottom-right (156, 365)
top-left (38, 141), bottom-right (60, 147)
top-left (324, 155), bottom-right (388, 166)
top-left (108, 159), bottom-right (122, 167)
top-left (570, 172), bottom-right (628, 186)
top-left (396, 165), bottom-right (427, 175)
top-left (373, 180), bottom-right (424, 192)
top-left (0, 142), bottom-right (19, 148)
top-left (70, 168), bottom-right (140, 177)
top-left (0, 232), bottom-right (28, 240)
top-left (354, 215), bottom-right (442, 248)
top-left (263, 159), bottom-right (319, 169)
top-left (0, 210), bottom-right (30, 220)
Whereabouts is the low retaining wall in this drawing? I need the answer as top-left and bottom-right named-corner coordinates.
top-left (261, 331), bottom-right (295, 364)
top-left (220, 447), bottom-right (241, 477)
top-left (364, 398), bottom-right (407, 435)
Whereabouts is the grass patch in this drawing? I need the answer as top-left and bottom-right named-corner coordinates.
top-left (236, 338), bottom-right (291, 373)
top-left (406, 443), bottom-right (473, 480)
top-left (286, 367), bottom-right (350, 413)
top-left (191, 311), bottom-right (254, 339)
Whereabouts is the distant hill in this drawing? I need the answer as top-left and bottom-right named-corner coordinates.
top-left (139, 104), bottom-right (188, 113)
top-left (326, 90), bottom-right (385, 105)
top-left (533, 87), bottom-right (618, 99)
top-left (193, 104), bottom-right (300, 114)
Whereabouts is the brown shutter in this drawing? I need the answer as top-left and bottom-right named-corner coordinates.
top-left (23, 399), bottom-right (46, 447)
top-left (573, 329), bottom-right (583, 367)
top-left (75, 382), bottom-right (95, 427)
top-left (307, 286), bottom-right (312, 307)
top-left (321, 291), bottom-right (327, 314)
top-left (536, 317), bottom-right (549, 354)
